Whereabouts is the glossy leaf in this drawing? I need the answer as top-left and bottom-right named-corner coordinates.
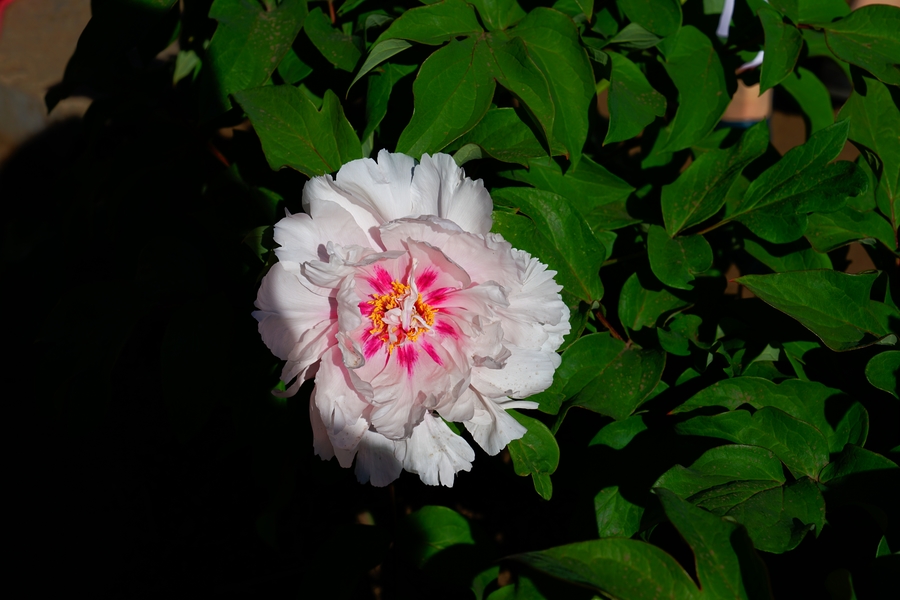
top-left (589, 414), bottom-right (648, 449)
top-left (618, 272), bottom-right (691, 333)
top-left (805, 207), bottom-right (897, 252)
top-left (349, 39), bottom-right (412, 91)
top-left (663, 121), bottom-right (769, 236)
top-left (647, 226), bottom-right (713, 290)
top-left (276, 47), bottom-right (312, 85)
top-left (376, 0), bottom-right (483, 45)
top-left (617, 0), bottom-right (682, 37)
top-left (759, 4), bottom-right (803, 93)
top-left (469, 0), bottom-right (526, 31)
top-left (362, 62), bottom-right (417, 142)
top-left (594, 486), bottom-right (643, 538)
top-left (304, 7), bottom-right (361, 72)
top-left (779, 67), bottom-right (834, 136)
top-left (676, 407), bottom-right (831, 479)
top-left (398, 506), bottom-right (475, 569)
top-left (742, 235), bottom-right (832, 273)
top-left (203, 0), bottom-right (308, 115)
top-left (507, 410), bottom-right (560, 500)
top-left (729, 121), bottom-right (867, 243)
top-left (658, 26), bottom-right (731, 152)
top-left (397, 37), bottom-right (495, 156)
top-left (234, 86), bottom-right (362, 176)
top-left (604, 51), bottom-right (666, 144)
top-left (865, 350), bottom-right (900, 398)
top-left (821, 5), bottom-right (900, 86)
top-left (605, 23), bottom-right (661, 50)
top-left (736, 270), bottom-right (899, 351)
top-left (769, 0), bottom-right (849, 24)
top-left (658, 313), bottom-right (705, 356)
top-left (451, 108), bottom-right (553, 165)
top-left (493, 188), bottom-right (606, 302)
top-left (819, 444), bottom-right (898, 485)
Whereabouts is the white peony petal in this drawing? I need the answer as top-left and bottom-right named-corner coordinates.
top-left (464, 392), bottom-right (528, 456)
top-left (354, 429), bottom-right (404, 487)
top-left (397, 412), bottom-right (474, 487)
top-left (412, 153), bottom-right (493, 235)
top-left (472, 345), bottom-right (561, 399)
top-left (334, 149), bottom-right (418, 223)
top-left (314, 346), bottom-right (370, 444)
top-left (273, 200), bottom-right (372, 266)
top-left (310, 387), bottom-right (335, 461)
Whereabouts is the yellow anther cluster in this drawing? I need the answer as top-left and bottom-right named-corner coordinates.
top-left (368, 281), bottom-right (437, 353)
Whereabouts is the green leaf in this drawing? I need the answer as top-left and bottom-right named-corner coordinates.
top-left (507, 410), bottom-right (560, 500)
top-left (349, 39), bottom-right (412, 92)
top-left (729, 121), bottom-right (868, 243)
top-left (511, 538), bottom-right (703, 600)
top-left (865, 350), bottom-right (900, 398)
top-left (604, 51), bottom-right (667, 144)
top-left (605, 23), bottom-right (662, 50)
top-left (676, 407), bottom-right (831, 479)
top-left (617, 0), bottom-right (682, 37)
top-left (840, 75), bottom-right (900, 235)
top-left (662, 121), bottom-right (769, 236)
top-left (779, 67), bottom-right (834, 137)
top-left (673, 377), bottom-right (868, 453)
top-left (500, 156), bottom-right (636, 231)
top-left (658, 313), bottom-right (706, 356)
top-left (594, 486), bottom-right (644, 538)
top-left (821, 5), bottom-right (900, 87)
top-left (376, 0), bottom-right (483, 45)
top-left (658, 26), bottom-right (731, 152)
top-left (398, 506), bottom-right (475, 569)
top-left (276, 47), bottom-right (312, 85)
top-left (234, 86), bottom-right (361, 176)
top-left (202, 0), bottom-right (308, 115)
top-left (647, 226), bottom-right (713, 290)
top-left (589, 414), bottom-right (648, 449)
top-left (819, 444), bottom-right (898, 485)
top-left (781, 340), bottom-right (820, 380)
top-left (451, 108), bottom-right (552, 166)
top-left (304, 7), bottom-right (361, 72)
top-left (492, 188), bottom-right (606, 302)
top-left (173, 49), bottom-right (202, 85)
top-left (618, 272), bottom-right (691, 334)
top-left (736, 270), bottom-right (899, 351)
top-left (805, 206), bottom-right (897, 252)
top-left (397, 37), bottom-right (495, 156)
top-left (742, 235), bottom-right (832, 273)
top-left (362, 62), bottom-right (417, 142)
top-left (769, 0), bottom-right (849, 24)
top-left (469, 0), bottom-right (526, 31)
top-left (758, 5), bottom-right (803, 93)
top-left (512, 8), bottom-right (595, 165)
top-left (656, 489), bottom-right (772, 600)
top-left (568, 334), bottom-right (666, 421)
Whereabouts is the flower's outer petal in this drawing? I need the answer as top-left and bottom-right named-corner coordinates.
top-left (334, 149), bottom-right (418, 222)
top-left (303, 176), bottom-right (385, 249)
top-left (354, 429), bottom-right (404, 487)
top-left (253, 262), bottom-right (336, 360)
top-left (273, 200), bottom-right (371, 267)
top-left (397, 412), bottom-right (474, 487)
top-left (473, 346), bottom-right (561, 399)
top-left (412, 153), bottom-right (493, 235)
top-left (464, 393), bottom-right (528, 456)
top-left (310, 387), bottom-right (335, 461)
top-left (315, 346), bottom-right (370, 448)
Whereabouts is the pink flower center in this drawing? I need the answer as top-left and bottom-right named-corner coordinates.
top-left (367, 280), bottom-right (438, 354)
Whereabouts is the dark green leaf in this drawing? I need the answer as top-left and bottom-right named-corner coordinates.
top-left (758, 5), bottom-right (803, 93)
top-left (594, 486), bottom-right (644, 538)
top-left (658, 26), bottom-right (731, 152)
top-left (742, 235), bottom-right (832, 272)
top-left (397, 37), bottom-right (495, 155)
top-left (304, 7), bottom-right (361, 72)
top-left (658, 313), bottom-right (706, 356)
top-left (618, 0), bottom-right (682, 37)
top-left (605, 23), bottom-right (662, 50)
top-left (202, 0), bottom-right (308, 115)
top-left (234, 86), bottom-right (361, 176)
top-left (736, 270), bottom-right (899, 351)
top-left (647, 226), bottom-right (713, 290)
top-left (451, 108), bottom-right (553, 166)
top-left (511, 538), bottom-right (702, 600)
top-left (779, 67), bottom-right (834, 136)
top-left (769, 0), bottom-right (849, 24)
top-left (588, 414), bottom-right (648, 449)
top-left (490, 36), bottom-right (556, 148)
top-left (276, 47), bottom-right (312, 85)
top-left (362, 62), bottom-right (417, 142)
top-left (822, 5), bottom-right (900, 86)
top-left (657, 489), bottom-right (772, 600)
top-left (604, 51), bottom-right (666, 144)
top-left (865, 350), bottom-right (900, 398)
top-left (376, 0), bottom-right (483, 45)
top-left (729, 121), bottom-right (868, 243)
top-left (781, 340), bottom-right (820, 380)
top-left (469, 0), bottom-right (526, 31)
top-left (656, 445), bottom-right (786, 499)
top-left (618, 272), bottom-right (691, 334)
top-left (493, 188), bottom-right (606, 302)
top-left (349, 39), bottom-right (412, 91)
top-left (663, 121), bottom-right (769, 235)
top-left (512, 8), bottom-right (595, 165)
top-left (676, 407), bottom-right (831, 479)
top-left (507, 410), bottom-right (560, 500)
top-left (819, 444), bottom-right (898, 485)
top-left (398, 506), bottom-right (475, 569)
top-left (805, 206), bottom-right (897, 252)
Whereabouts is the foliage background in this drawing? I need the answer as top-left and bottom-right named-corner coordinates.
top-left (5, 0), bottom-right (899, 597)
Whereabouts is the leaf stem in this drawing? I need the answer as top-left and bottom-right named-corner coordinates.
top-left (595, 306), bottom-right (626, 342)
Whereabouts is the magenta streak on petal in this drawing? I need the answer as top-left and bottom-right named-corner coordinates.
top-left (363, 332), bottom-right (382, 360)
top-left (397, 344), bottom-right (418, 376)
top-left (417, 266), bottom-right (438, 291)
top-left (421, 340), bottom-right (443, 366)
top-left (366, 265), bottom-right (394, 294)
top-left (424, 286), bottom-right (454, 306)
top-left (435, 321), bottom-right (458, 340)
top-left (359, 301), bottom-right (374, 316)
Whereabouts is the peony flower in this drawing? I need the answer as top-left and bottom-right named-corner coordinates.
top-left (253, 150), bottom-right (570, 487)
